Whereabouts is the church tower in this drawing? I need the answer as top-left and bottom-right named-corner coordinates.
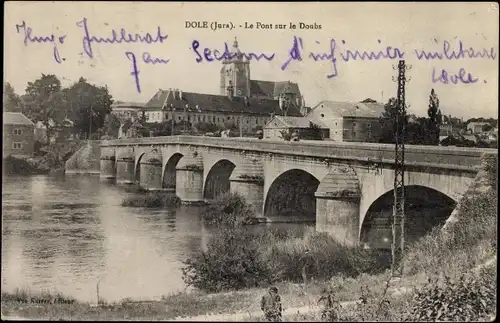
top-left (219, 37), bottom-right (251, 97)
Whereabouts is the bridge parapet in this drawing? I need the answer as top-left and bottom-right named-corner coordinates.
top-left (102, 136), bottom-right (495, 172)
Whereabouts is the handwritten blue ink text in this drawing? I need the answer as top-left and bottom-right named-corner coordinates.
top-left (191, 40), bottom-right (275, 63)
top-left (76, 17), bottom-right (168, 59)
top-left (15, 20), bottom-right (66, 64)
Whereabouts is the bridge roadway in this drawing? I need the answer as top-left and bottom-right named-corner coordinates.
top-left (100, 136), bottom-right (496, 246)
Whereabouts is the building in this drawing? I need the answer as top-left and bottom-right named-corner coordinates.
top-left (137, 38), bottom-right (305, 132)
top-left (263, 116), bottom-right (329, 140)
top-left (305, 100), bottom-right (386, 142)
top-left (219, 38), bottom-right (306, 114)
top-left (467, 122), bottom-right (489, 134)
top-left (141, 87), bottom-right (303, 133)
top-left (110, 101), bottom-right (145, 121)
top-left (3, 112), bottom-right (35, 156)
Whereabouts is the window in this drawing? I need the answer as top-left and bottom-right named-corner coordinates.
top-left (13, 142), bottom-right (23, 149)
top-left (178, 116), bottom-right (182, 121)
top-left (13, 128), bottom-right (23, 135)
top-left (228, 116), bottom-right (231, 120)
top-left (352, 122), bottom-right (357, 126)
top-left (213, 116), bottom-right (216, 122)
top-left (352, 131), bottom-right (356, 137)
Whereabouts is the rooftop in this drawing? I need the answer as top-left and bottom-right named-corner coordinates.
top-left (3, 112), bottom-right (34, 126)
top-left (266, 116), bottom-right (328, 128)
top-left (308, 100), bottom-right (386, 118)
top-left (111, 101), bottom-right (146, 108)
top-left (144, 89), bottom-right (302, 117)
top-left (250, 80), bottom-right (300, 98)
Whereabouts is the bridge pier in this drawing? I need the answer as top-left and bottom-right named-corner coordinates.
top-left (315, 167), bottom-right (361, 246)
top-left (176, 150), bottom-right (204, 203)
top-left (116, 150), bottom-right (135, 185)
top-left (230, 154), bottom-right (264, 215)
top-left (139, 150), bottom-right (163, 191)
top-left (100, 148), bottom-right (116, 181)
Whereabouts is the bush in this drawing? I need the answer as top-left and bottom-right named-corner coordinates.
top-left (405, 266), bottom-right (496, 321)
top-left (123, 184), bottom-right (149, 193)
top-left (182, 227), bottom-right (280, 293)
top-left (202, 193), bottom-right (255, 226)
top-left (121, 191), bottom-right (181, 208)
top-left (261, 232), bottom-right (388, 282)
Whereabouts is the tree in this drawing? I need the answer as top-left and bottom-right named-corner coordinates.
top-left (21, 74), bottom-right (68, 144)
top-left (482, 124), bottom-right (493, 132)
top-left (149, 120), bottom-right (173, 137)
top-left (103, 113), bottom-right (121, 138)
top-left (378, 98), bottom-right (434, 145)
top-left (3, 82), bottom-right (21, 112)
top-left (378, 97), bottom-right (403, 144)
top-left (66, 77), bottom-right (113, 139)
top-left (195, 122), bottom-right (220, 134)
top-left (427, 88), bottom-right (442, 145)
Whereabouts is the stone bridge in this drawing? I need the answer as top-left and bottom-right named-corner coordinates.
top-left (100, 136), bottom-right (496, 248)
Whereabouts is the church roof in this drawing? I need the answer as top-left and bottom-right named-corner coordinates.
top-left (250, 80), bottom-right (300, 98)
top-left (144, 89), bottom-right (303, 117)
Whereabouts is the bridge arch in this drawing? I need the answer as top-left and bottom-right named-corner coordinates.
top-left (203, 159), bottom-right (237, 200)
top-left (264, 169), bottom-right (320, 220)
top-left (162, 153), bottom-right (184, 189)
top-left (360, 185), bottom-right (456, 249)
top-left (134, 152), bottom-right (146, 183)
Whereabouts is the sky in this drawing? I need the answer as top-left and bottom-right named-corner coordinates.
top-left (4, 2), bottom-right (499, 119)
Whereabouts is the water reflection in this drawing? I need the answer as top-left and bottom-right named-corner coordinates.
top-left (2, 175), bottom-right (310, 303)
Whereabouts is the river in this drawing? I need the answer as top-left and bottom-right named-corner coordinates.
top-left (1, 175), bottom-right (313, 304)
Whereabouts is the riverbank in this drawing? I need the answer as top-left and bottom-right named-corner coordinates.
top-left (3, 155), bottom-right (64, 175)
top-left (3, 141), bottom-right (85, 175)
top-left (0, 273), bottom-right (389, 321)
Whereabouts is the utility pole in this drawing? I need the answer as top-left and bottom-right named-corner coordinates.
top-left (391, 60), bottom-right (410, 278)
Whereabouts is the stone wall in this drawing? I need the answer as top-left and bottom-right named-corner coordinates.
top-left (65, 140), bottom-right (101, 174)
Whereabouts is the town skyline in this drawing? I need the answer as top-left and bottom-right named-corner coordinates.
top-left (5, 2), bottom-right (499, 119)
